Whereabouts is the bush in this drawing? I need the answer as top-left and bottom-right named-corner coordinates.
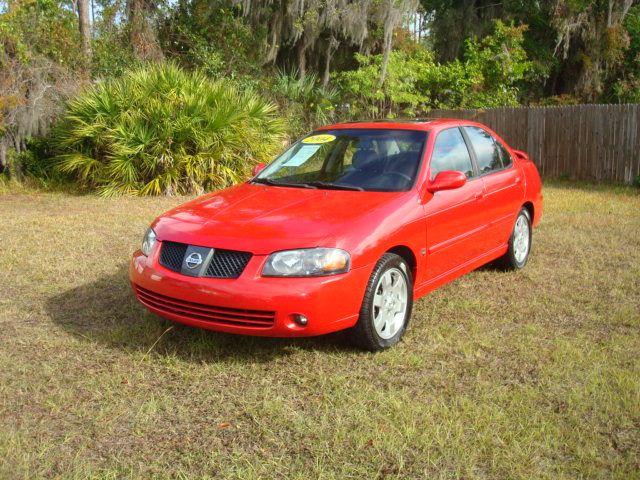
top-left (54, 63), bottom-right (285, 196)
top-left (15, 137), bottom-right (69, 185)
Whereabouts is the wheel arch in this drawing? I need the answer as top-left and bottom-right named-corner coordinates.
top-left (385, 245), bottom-right (417, 281)
top-left (522, 201), bottom-right (534, 220)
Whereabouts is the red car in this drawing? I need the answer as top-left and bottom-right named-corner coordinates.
top-left (130, 119), bottom-right (542, 350)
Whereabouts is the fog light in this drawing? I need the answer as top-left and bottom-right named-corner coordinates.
top-left (293, 314), bottom-right (308, 326)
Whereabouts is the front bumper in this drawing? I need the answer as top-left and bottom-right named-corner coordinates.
top-left (129, 244), bottom-right (371, 337)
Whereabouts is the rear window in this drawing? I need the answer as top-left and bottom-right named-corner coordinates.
top-left (464, 126), bottom-right (503, 174)
top-left (495, 140), bottom-right (512, 167)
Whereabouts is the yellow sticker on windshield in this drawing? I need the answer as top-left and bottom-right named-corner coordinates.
top-left (301, 134), bottom-right (336, 144)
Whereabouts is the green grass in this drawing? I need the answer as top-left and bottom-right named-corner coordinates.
top-left (0, 182), bottom-right (639, 479)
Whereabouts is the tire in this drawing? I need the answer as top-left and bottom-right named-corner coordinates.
top-left (498, 207), bottom-right (532, 270)
top-left (347, 253), bottom-right (413, 351)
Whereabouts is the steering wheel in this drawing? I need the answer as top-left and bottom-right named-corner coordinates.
top-left (385, 171), bottom-right (413, 183)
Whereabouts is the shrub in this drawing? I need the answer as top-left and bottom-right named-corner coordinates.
top-left (15, 137), bottom-right (68, 185)
top-left (54, 63), bottom-right (285, 196)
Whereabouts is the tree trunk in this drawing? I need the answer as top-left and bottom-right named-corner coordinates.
top-left (297, 37), bottom-right (307, 79)
top-left (264, 7), bottom-right (283, 65)
top-left (77, 0), bottom-right (92, 63)
top-left (0, 141), bottom-right (6, 174)
top-left (265, 20), bottom-right (281, 64)
top-left (378, 27), bottom-right (393, 88)
top-left (322, 37), bottom-right (337, 88)
top-left (128, 0), bottom-right (163, 61)
top-left (322, 53), bottom-right (331, 88)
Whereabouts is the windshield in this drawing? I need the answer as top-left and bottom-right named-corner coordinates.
top-left (254, 129), bottom-right (428, 192)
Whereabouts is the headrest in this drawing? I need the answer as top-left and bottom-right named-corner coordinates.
top-left (358, 138), bottom-right (375, 149)
top-left (384, 152), bottom-right (418, 176)
top-left (352, 149), bottom-right (377, 169)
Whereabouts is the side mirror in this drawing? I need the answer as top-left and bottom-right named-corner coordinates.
top-left (252, 163), bottom-right (266, 176)
top-left (427, 170), bottom-right (467, 193)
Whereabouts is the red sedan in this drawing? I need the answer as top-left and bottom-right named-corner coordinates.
top-left (130, 119), bottom-right (542, 350)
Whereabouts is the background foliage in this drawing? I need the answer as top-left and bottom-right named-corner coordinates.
top-left (335, 21), bottom-right (532, 117)
top-left (1, 0), bottom-right (639, 194)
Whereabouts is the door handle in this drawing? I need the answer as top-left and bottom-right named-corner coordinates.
top-left (474, 192), bottom-right (484, 200)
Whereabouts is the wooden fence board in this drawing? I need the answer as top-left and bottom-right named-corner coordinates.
top-left (630, 105), bottom-right (640, 181)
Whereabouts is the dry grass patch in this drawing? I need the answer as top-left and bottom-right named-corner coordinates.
top-left (0, 182), bottom-right (639, 479)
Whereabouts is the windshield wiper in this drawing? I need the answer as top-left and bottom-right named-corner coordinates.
top-left (252, 178), bottom-right (362, 191)
top-left (305, 181), bottom-right (364, 191)
top-left (251, 178), bottom-right (317, 189)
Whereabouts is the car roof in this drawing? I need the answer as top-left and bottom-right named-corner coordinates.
top-left (317, 118), bottom-right (476, 132)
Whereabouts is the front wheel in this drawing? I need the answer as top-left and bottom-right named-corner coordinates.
top-left (498, 207), bottom-right (532, 270)
top-left (347, 253), bottom-right (413, 351)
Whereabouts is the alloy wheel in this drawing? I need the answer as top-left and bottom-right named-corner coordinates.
top-left (513, 214), bottom-right (530, 264)
top-left (372, 267), bottom-right (408, 340)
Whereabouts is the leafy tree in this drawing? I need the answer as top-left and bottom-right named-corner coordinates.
top-left (159, 0), bottom-right (261, 79)
top-left (335, 49), bottom-right (431, 117)
top-left (420, 0), bottom-right (637, 102)
top-left (336, 21), bottom-right (532, 116)
top-left (463, 21), bottom-right (532, 107)
top-left (0, 0), bottom-right (82, 66)
top-left (0, 0), bottom-right (83, 173)
top-left (612, 4), bottom-right (640, 102)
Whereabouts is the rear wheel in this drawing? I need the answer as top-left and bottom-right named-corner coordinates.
top-left (347, 253), bottom-right (413, 351)
top-left (498, 207), bottom-right (532, 270)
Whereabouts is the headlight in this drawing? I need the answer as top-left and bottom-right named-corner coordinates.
top-left (141, 228), bottom-right (157, 256)
top-left (262, 248), bottom-right (350, 277)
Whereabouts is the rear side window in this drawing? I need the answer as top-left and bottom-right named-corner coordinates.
top-left (429, 128), bottom-right (474, 180)
top-left (464, 126), bottom-right (503, 174)
top-left (495, 140), bottom-right (512, 167)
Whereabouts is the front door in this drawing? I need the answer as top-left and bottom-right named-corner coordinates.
top-left (423, 127), bottom-right (486, 282)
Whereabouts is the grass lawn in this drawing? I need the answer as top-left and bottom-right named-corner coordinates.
top-left (0, 181), bottom-right (639, 479)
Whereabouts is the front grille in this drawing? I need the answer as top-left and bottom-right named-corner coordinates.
top-left (134, 285), bottom-right (275, 328)
top-left (205, 249), bottom-right (252, 278)
top-left (159, 241), bottom-right (188, 272)
top-left (158, 241), bottom-right (252, 278)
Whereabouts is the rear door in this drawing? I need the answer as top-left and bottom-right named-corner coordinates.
top-left (462, 126), bottom-right (525, 251)
top-left (424, 127), bottom-right (486, 281)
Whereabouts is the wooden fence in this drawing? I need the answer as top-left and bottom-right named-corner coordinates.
top-left (428, 104), bottom-right (640, 184)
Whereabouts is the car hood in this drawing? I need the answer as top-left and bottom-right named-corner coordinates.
top-left (153, 183), bottom-right (402, 254)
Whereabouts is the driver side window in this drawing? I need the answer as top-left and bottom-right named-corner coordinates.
top-left (429, 128), bottom-right (474, 180)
